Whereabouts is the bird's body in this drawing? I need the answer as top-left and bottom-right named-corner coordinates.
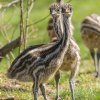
top-left (60, 38), bottom-right (80, 71)
top-left (81, 14), bottom-right (100, 50)
top-left (47, 4), bottom-right (80, 100)
top-left (81, 14), bottom-right (100, 77)
top-left (7, 41), bottom-right (67, 83)
top-left (7, 3), bottom-right (70, 100)
top-left (48, 18), bottom-right (80, 72)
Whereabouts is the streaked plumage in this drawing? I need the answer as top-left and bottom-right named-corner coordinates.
top-left (48, 3), bottom-right (80, 100)
top-left (81, 14), bottom-right (100, 77)
top-left (7, 3), bottom-right (70, 100)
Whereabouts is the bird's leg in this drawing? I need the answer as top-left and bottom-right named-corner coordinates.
top-left (94, 48), bottom-right (99, 77)
top-left (99, 59), bottom-right (100, 77)
top-left (69, 61), bottom-right (79, 100)
top-left (32, 75), bottom-right (39, 100)
top-left (40, 84), bottom-right (48, 100)
top-left (55, 71), bottom-right (60, 100)
top-left (69, 78), bottom-right (75, 100)
top-left (90, 49), bottom-right (99, 77)
top-left (97, 52), bottom-right (100, 77)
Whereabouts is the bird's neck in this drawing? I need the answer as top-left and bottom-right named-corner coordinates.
top-left (58, 15), bottom-right (71, 53)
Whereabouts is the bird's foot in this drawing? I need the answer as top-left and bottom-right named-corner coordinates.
top-left (93, 72), bottom-right (100, 78)
top-left (55, 96), bottom-right (62, 100)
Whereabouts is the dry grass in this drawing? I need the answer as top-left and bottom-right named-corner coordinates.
top-left (0, 59), bottom-right (100, 100)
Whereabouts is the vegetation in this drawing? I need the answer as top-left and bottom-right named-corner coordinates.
top-left (0, 0), bottom-right (100, 100)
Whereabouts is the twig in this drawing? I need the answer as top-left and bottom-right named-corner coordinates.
top-left (24, 0), bottom-right (29, 49)
top-left (29, 0), bottom-right (34, 14)
top-left (11, 24), bottom-right (19, 41)
top-left (11, 5), bottom-right (20, 41)
top-left (1, 30), bottom-right (8, 42)
top-left (19, 0), bottom-right (25, 53)
top-left (1, 28), bottom-right (15, 60)
top-left (25, 0), bottom-right (34, 49)
top-left (6, 54), bottom-right (12, 66)
top-left (3, 28), bottom-right (10, 42)
top-left (0, 0), bottom-right (20, 9)
top-left (27, 14), bottom-right (50, 27)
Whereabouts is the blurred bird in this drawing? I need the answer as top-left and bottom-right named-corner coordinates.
top-left (81, 14), bottom-right (100, 77)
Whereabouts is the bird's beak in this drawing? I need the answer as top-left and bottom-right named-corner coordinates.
top-left (65, 12), bottom-right (71, 16)
top-left (51, 10), bottom-right (57, 15)
top-left (52, 11), bottom-right (60, 19)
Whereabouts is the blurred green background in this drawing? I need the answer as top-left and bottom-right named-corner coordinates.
top-left (0, 0), bottom-right (100, 100)
top-left (0, 0), bottom-right (100, 59)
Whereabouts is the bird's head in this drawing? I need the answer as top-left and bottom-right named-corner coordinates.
top-left (49, 3), bottom-right (61, 19)
top-left (62, 3), bottom-right (73, 18)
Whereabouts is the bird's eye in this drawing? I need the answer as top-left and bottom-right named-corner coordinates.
top-left (57, 9), bottom-right (59, 12)
top-left (50, 9), bottom-right (52, 14)
top-left (69, 7), bottom-right (72, 12)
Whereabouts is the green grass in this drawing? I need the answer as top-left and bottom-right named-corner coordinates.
top-left (0, 0), bottom-right (100, 100)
